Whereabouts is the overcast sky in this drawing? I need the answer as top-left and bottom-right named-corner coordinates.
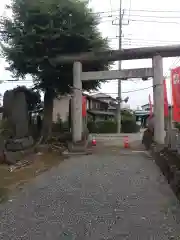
top-left (1, 0), bottom-right (180, 108)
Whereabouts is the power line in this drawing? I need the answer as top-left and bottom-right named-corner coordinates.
top-left (109, 37), bottom-right (180, 44)
top-left (91, 85), bottom-right (155, 95)
top-left (122, 86), bottom-right (153, 93)
top-left (103, 12), bottom-right (180, 19)
top-left (123, 13), bottom-right (180, 19)
top-left (164, 57), bottom-right (180, 78)
top-left (92, 9), bottom-right (180, 15)
top-left (121, 18), bottom-right (180, 24)
top-left (110, 42), bottom-right (180, 49)
top-left (96, 11), bottom-right (180, 25)
top-left (1, 80), bottom-right (154, 94)
top-left (0, 79), bottom-right (33, 81)
top-left (101, 63), bottom-right (180, 96)
top-left (126, 0), bottom-right (132, 22)
top-left (109, 0), bottom-right (113, 14)
top-left (123, 38), bottom-right (180, 43)
top-left (121, 44), bottom-right (170, 48)
top-left (100, 17), bottom-right (180, 24)
top-left (71, 84), bottom-right (154, 95)
top-left (128, 9), bottom-right (180, 13)
top-left (0, 80), bottom-right (33, 84)
top-left (122, 41), bottom-right (178, 46)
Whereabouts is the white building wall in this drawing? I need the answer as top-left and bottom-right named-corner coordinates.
top-left (52, 96), bottom-right (71, 122)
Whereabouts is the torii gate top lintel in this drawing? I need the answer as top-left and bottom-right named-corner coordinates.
top-left (51, 44), bottom-right (180, 64)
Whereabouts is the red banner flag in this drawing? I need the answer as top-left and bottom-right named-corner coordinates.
top-left (149, 94), bottom-right (153, 117)
top-left (171, 67), bottom-right (180, 122)
top-left (163, 79), bottom-right (169, 117)
top-left (82, 96), bottom-right (87, 117)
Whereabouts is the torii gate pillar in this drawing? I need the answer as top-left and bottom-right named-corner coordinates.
top-left (72, 56), bottom-right (165, 145)
top-left (153, 55), bottom-right (165, 144)
top-left (72, 61), bottom-right (82, 142)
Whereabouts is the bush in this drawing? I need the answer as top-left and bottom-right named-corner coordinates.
top-left (87, 120), bottom-right (117, 133)
top-left (87, 119), bottom-right (140, 133)
top-left (121, 119), bottom-right (140, 133)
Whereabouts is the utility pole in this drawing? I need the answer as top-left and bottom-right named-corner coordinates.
top-left (117, 0), bottom-right (122, 133)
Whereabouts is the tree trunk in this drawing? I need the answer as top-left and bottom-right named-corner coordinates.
top-left (41, 88), bottom-right (54, 141)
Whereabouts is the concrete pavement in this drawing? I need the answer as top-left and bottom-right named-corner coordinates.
top-left (0, 150), bottom-right (180, 239)
top-left (90, 132), bottom-right (144, 149)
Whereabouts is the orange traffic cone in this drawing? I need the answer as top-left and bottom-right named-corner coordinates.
top-left (91, 137), bottom-right (96, 146)
top-left (123, 136), bottom-right (129, 148)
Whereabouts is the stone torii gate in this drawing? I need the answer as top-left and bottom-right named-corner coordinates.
top-left (51, 45), bottom-right (180, 144)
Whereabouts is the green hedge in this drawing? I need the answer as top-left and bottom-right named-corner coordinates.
top-left (87, 121), bottom-right (116, 133)
top-left (121, 119), bottom-right (140, 133)
top-left (87, 120), bottom-right (140, 133)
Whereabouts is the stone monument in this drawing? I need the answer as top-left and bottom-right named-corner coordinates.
top-left (2, 89), bottom-right (34, 164)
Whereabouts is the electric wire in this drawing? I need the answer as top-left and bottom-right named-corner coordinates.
top-left (91, 9), bottom-right (180, 16)
top-left (123, 13), bottom-right (180, 19)
top-left (102, 18), bottom-right (180, 24)
top-left (109, 0), bottom-right (113, 16)
top-left (1, 7), bottom-right (180, 86)
top-left (109, 36), bottom-right (180, 44)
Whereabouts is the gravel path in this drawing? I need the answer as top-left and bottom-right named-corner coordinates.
top-left (0, 151), bottom-right (180, 239)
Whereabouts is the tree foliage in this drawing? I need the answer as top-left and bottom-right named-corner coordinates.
top-left (0, 0), bottom-right (111, 139)
top-left (1, 0), bottom-right (111, 94)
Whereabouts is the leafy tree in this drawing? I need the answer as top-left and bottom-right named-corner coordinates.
top-left (121, 110), bottom-right (135, 121)
top-left (0, 0), bottom-right (111, 139)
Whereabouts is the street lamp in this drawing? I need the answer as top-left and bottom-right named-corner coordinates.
top-left (116, 96), bottom-right (129, 103)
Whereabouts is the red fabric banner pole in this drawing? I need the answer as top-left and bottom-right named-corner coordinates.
top-left (149, 94), bottom-right (153, 118)
top-left (82, 96), bottom-right (87, 117)
top-left (163, 79), bottom-right (169, 117)
top-left (171, 67), bottom-right (180, 122)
